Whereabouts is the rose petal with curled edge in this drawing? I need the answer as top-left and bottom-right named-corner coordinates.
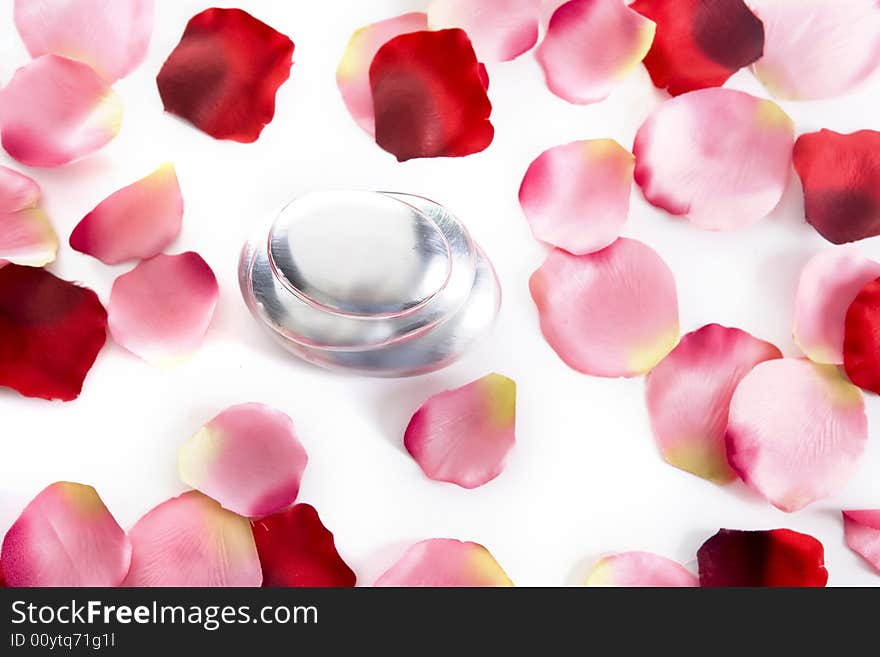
top-left (252, 504), bottom-right (356, 587)
top-left (633, 88), bottom-right (793, 230)
top-left (536, 0), bottom-right (655, 105)
top-left (0, 55), bottom-right (122, 167)
top-left (585, 552), bottom-right (697, 587)
top-left (842, 510), bottom-right (880, 574)
top-left (749, 0), bottom-right (880, 101)
top-left (404, 373), bottom-right (515, 489)
top-left (1, 482), bottom-right (131, 587)
top-left (529, 238), bottom-right (679, 378)
top-left (123, 491), bottom-right (262, 587)
top-left (0, 165), bottom-right (40, 211)
top-left (108, 252), bottom-right (218, 367)
top-left (375, 539), bottom-right (513, 587)
top-left (69, 163), bottom-right (183, 265)
top-left (698, 528), bottom-right (828, 587)
top-left (14, 0), bottom-right (154, 82)
top-left (844, 276), bottom-right (880, 395)
top-left (631, 0), bottom-right (764, 96)
top-left (726, 359), bottom-right (867, 512)
top-left (179, 403), bottom-right (308, 518)
top-left (428, 0), bottom-right (539, 62)
top-left (0, 166), bottom-right (58, 267)
top-left (793, 250), bottom-right (880, 364)
top-left (646, 324), bottom-right (782, 484)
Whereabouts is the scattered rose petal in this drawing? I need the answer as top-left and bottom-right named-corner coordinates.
top-left (535, 0), bottom-right (655, 104)
top-left (1, 482), bottom-right (130, 587)
top-left (69, 163), bottom-right (183, 265)
top-left (14, 0), bottom-right (154, 82)
top-left (404, 373), bottom-right (516, 489)
top-left (842, 510), bottom-right (880, 573)
top-left (428, 0), bottom-right (539, 62)
top-left (793, 129), bottom-right (880, 245)
top-left (844, 276), bottom-right (880, 394)
top-left (631, 0), bottom-right (764, 96)
top-left (698, 528), bottom-right (828, 587)
top-left (108, 252), bottom-right (218, 366)
top-left (749, 0), bottom-right (880, 101)
top-left (0, 265), bottom-right (106, 401)
top-left (0, 55), bottom-right (122, 167)
top-left (337, 13), bottom-right (428, 136)
top-left (0, 165), bottom-right (40, 211)
top-left (375, 539), bottom-right (513, 587)
top-left (179, 403), bottom-right (308, 518)
top-left (529, 238), bottom-right (679, 378)
top-left (726, 359), bottom-right (867, 512)
top-left (646, 324), bottom-right (781, 484)
top-left (585, 552), bottom-right (697, 587)
top-left (793, 250), bottom-right (880, 364)
top-left (370, 29), bottom-right (493, 161)
top-left (519, 139), bottom-right (633, 254)
top-left (252, 504), bottom-right (356, 587)
top-left (156, 8), bottom-right (294, 142)
top-left (633, 88), bottom-right (793, 230)
top-left (0, 166), bottom-right (57, 267)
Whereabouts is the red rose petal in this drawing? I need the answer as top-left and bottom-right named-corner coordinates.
top-left (156, 8), bottom-right (294, 142)
top-left (369, 29), bottom-right (494, 161)
top-left (842, 510), bottom-right (880, 573)
top-left (631, 0), bottom-right (764, 96)
top-left (0, 264), bottom-right (106, 401)
top-left (844, 276), bottom-right (880, 394)
top-left (428, 0), bottom-right (539, 62)
top-left (252, 504), bottom-right (356, 587)
top-left (698, 528), bottom-right (828, 587)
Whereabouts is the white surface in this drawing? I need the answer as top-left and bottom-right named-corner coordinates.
top-left (2, 0), bottom-right (880, 586)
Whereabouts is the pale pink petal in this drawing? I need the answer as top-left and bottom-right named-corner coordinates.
top-left (793, 250), bottom-right (880, 365)
top-left (529, 238), bottom-right (679, 378)
top-left (646, 324), bottom-right (782, 484)
top-left (336, 13), bottom-right (428, 136)
top-left (842, 510), bottom-right (880, 573)
top-left (0, 165), bottom-right (40, 211)
top-left (633, 88), bottom-right (794, 230)
top-left (123, 490), bottom-right (261, 587)
top-left (108, 252), bottom-right (218, 366)
top-left (726, 359), bottom-right (868, 512)
top-left (69, 163), bottom-right (183, 264)
top-left (404, 373), bottom-right (515, 489)
top-left (0, 166), bottom-right (57, 267)
top-left (519, 139), bottom-right (633, 254)
top-left (427, 0), bottom-right (539, 62)
top-left (749, 0), bottom-right (880, 101)
top-left (0, 55), bottom-right (122, 167)
top-left (585, 551), bottom-right (697, 587)
top-left (1, 482), bottom-right (130, 587)
top-left (535, 0), bottom-right (655, 104)
top-left (14, 0), bottom-right (154, 82)
top-left (179, 403), bottom-right (308, 517)
top-left (374, 539), bottom-right (513, 587)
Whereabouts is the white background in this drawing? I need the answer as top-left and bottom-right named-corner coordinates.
top-left (2, 0), bottom-right (880, 586)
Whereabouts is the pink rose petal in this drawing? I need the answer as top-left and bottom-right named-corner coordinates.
top-left (842, 510), bottom-right (880, 573)
top-left (404, 373), bottom-right (516, 489)
top-left (519, 139), bottom-right (634, 254)
top-left (585, 552), bottom-right (697, 587)
top-left (633, 88), bottom-right (794, 230)
top-left (726, 358), bottom-right (868, 512)
top-left (0, 55), bottom-right (122, 167)
top-left (14, 0), bottom-right (154, 82)
top-left (0, 166), bottom-right (57, 267)
top-left (123, 491), bottom-right (262, 587)
top-left (646, 324), bottom-right (782, 483)
top-left (0, 165), bottom-right (40, 211)
top-left (427, 0), bottom-right (539, 62)
top-left (1, 482), bottom-right (131, 587)
top-left (535, 0), bottom-right (656, 104)
top-left (375, 539), bottom-right (513, 587)
top-left (529, 238), bottom-right (679, 378)
top-left (108, 252), bottom-right (218, 366)
top-left (69, 163), bottom-right (183, 265)
top-left (179, 403), bottom-right (308, 518)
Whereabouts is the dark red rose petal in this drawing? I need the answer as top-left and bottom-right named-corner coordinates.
top-left (0, 265), bottom-right (106, 401)
top-left (793, 129), bottom-right (880, 244)
top-left (369, 28), bottom-right (494, 161)
top-left (697, 528), bottom-right (828, 587)
top-left (156, 8), bottom-right (294, 143)
top-left (252, 504), bottom-right (356, 587)
top-left (844, 276), bottom-right (880, 394)
top-left (631, 0), bottom-right (764, 96)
